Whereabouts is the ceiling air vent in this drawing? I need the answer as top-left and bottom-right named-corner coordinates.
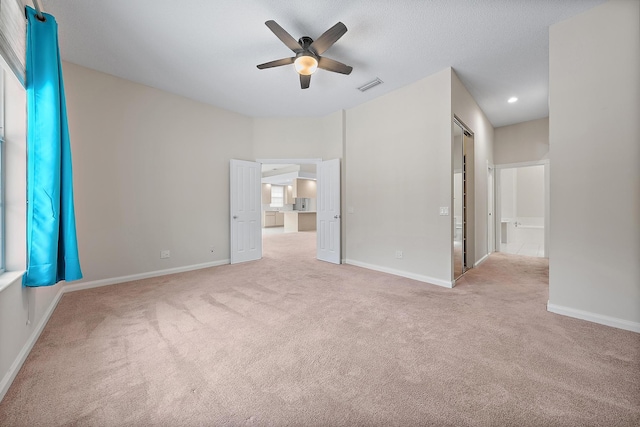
top-left (357, 78), bottom-right (383, 92)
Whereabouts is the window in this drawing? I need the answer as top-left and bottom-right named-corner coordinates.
top-left (270, 185), bottom-right (284, 208)
top-left (0, 69), bottom-right (5, 273)
top-left (0, 0), bottom-right (27, 274)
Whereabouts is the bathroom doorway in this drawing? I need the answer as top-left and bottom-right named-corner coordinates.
top-left (495, 161), bottom-right (549, 258)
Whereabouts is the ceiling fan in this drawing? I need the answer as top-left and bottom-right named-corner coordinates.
top-left (257, 20), bottom-right (353, 89)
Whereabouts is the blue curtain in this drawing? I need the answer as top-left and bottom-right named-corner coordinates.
top-left (23, 6), bottom-right (82, 287)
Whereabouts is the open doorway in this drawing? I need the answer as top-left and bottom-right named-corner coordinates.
top-left (260, 163), bottom-right (317, 255)
top-left (230, 158), bottom-right (341, 265)
top-left (495, 161), bottom-right (549, 258)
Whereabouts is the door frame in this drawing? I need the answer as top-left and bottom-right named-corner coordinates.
top-left (453, 116), bottom-right (474, 282)
top-left (487, 161), bottom-right (495, 254)
top-left (256, 158), bottom-right (340, 262)
top-left (494, 159), bottom-right (550, 258)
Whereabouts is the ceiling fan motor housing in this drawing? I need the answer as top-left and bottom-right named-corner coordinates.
top-left (298, 36), bottom-right (315, 52)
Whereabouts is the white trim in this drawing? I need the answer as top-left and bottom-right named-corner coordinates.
top-left (547, 302), bottom-right (640, 333)
top-left (0, 270), bottom-right (24, 293)
top-left (0, 285), bottom-right (64, 402)
top-left (64, 260), bottom-right (230, 293)
top-left (494, 159), bottom-right (550, 170)
top-left (344, 259), bottom-right (453, 288)
top-left (474, 252), bottom-right (490, 267)
top-left (487, 161), bottom-right (495, 254)
top-left (256, 158), bottom-right (322, 165)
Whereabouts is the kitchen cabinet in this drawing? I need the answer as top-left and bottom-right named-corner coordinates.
top-left (263, 210), bottom-right (284, 227)
top-left (263, 210), bottom-right (275, 227)
top-left (284, 212), bottom-right (317, 232)
top-left (261, 183), bottom-right (271, 204)
top-left (284, 185), bottom-right (294, 205)
top-left (292, 179), bottom-right (316, 199)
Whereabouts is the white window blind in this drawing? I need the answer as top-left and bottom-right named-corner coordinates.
top-left (0, 0), bottom-right (26, 86)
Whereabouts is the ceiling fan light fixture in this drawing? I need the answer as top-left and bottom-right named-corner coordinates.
top-left (257, 20), bottom-right (351, 88)
top-left (294, 55), bottom-right (318, 76)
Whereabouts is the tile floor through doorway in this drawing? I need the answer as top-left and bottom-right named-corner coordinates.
top-left (500, 242), bottom-right (545, 257)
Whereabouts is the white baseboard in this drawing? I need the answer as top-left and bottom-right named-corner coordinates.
top-left (547, 302), bottom-right (640, 333)
top-left (0, 286), bottom-right (64, 402)
top-left (64, 260), bottom-right (230, 293)
top-left (344, 259), bottom-right (453, 288)
top-left (474, 253), bottom-right (490, 267)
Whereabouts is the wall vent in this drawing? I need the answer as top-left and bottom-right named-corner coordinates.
top-left (357, 78), bottom-right (383, 92)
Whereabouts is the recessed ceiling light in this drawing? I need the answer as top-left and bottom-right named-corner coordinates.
top-left (508, 97), bottom-right (518, 103)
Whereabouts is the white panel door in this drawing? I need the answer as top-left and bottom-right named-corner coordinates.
top-left (230, 159), bottom-right (262, 264)
top-left (317, 159), bottom-right (341, 264)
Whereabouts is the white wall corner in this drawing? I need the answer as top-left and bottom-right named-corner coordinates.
top-left (547, 302), bottom-right (640, 333)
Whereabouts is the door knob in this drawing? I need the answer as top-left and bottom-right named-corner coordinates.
top-left (233, 215), bottom-right (238, 219)
top-left (334, 215), bottom-right (341, 219)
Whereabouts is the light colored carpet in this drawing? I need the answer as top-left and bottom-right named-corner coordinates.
top-left (1, 231), bottom-right (638, 426)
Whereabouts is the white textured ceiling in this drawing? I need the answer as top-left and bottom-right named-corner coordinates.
top-left (41, 0), bottom-right (605, 127)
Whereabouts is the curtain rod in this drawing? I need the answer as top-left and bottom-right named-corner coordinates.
top-left (32, 0), bottom-right (45, 21)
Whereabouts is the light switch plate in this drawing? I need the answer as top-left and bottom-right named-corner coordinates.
top-left (347, 207), bottom-right (355, 214)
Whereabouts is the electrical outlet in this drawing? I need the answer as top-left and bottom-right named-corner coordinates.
top-left (439, 207), bottom-right (449, 216)
top-left (395, 250), bottom-right (403, 259)
top-left (160, 250), bottom-right (170, 259)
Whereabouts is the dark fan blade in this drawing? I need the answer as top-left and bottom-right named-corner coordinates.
top-left (300, 74), bottom-right (311, 89)
top-left (257, 57), bottom-right (295, 69)
top-left (265, 20), bottom-right (303, 53)
top-left (309, 22), bottom-right (347, 55)
top-left (317, 57), bottom-right (353, 75)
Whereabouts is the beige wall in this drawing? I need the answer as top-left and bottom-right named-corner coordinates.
top-left (252, 111), bottom-right (346, 255)
top-left (61, 64), bottom-right (496, 289)
top-left (63, 62), bottom-right (253, 283)
top-left (494, 117), bottom-right (549, 165)
top-left (451, 70), bottom-right (495, 267)
top-left (548, 0), bottom-right (640, 329)
top-left (516, 166), bottom-right (545, 218)
top-left (252, 111), bottom-right (343, 160)
top-left (345, 69), bottom-right (453, 286)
